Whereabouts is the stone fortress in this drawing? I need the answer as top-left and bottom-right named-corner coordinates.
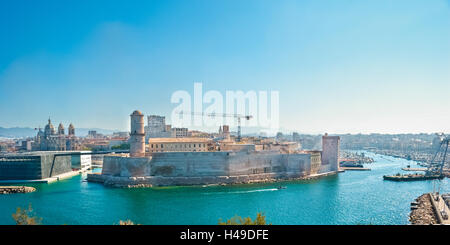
top-left (88, 110), bottom-right (341, 187)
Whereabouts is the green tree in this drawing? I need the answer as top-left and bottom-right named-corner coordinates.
top-left (218, 212), bottom-right (270, 225)
top-left (12, 204), bottom-right (42, 225)
top-left (111, 143), bottom-right (130, 150)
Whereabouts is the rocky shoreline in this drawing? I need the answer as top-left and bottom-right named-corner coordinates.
top-left (0, 186), bottom-right (36, 194)
top-left (409, 193), bottom-right (438, 225)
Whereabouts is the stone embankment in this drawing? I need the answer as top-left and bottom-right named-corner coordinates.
top-left (409, 193), bottom-right (438, 225)
top-left (87, 171), bottom-right (338, 188)
top-left (0, 186), bottom-right (36, 194)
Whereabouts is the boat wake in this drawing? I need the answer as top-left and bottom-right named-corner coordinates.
top-left (203, 188), bottom-right (279, 195)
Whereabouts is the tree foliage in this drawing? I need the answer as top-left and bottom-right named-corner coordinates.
top-left (117, 219), bottom-right (140, 225)
top-left (218, 212), bottom-right (270, 225)
top-left (111, 143), bottom-right (130, 150)
top-left (12, 204), bottom-right (42, 225)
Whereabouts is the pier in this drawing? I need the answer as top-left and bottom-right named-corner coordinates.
top-left (340, 167), bottom-right (370, 171)
top-left (401, 167), bottom-right (427, 172)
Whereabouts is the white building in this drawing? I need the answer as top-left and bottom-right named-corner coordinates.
top-left (70, 151), bottom-right (92, 171)
top-left (145, 115), bottom-right (173, 139)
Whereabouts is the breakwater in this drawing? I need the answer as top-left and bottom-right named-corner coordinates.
top-left (0, 186), bottom-right (36, 194)
top-left (409, 193), bottom-right (438, 224)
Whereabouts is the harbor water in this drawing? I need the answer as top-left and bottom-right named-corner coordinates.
top-left (0, 151), bottom-right (448, 225)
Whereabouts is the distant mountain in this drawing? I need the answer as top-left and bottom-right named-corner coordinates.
top-left (0, 127), bottom-right (121, 139)
top-left (0, 127), bottom-right (36, 138)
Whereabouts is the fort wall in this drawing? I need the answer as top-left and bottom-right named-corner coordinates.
top-left (90, 150), bottom-right (337, 187)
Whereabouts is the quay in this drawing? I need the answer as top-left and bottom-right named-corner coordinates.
top-left (429, 193), bottom-right (450, 224)
top-left (0, 186), bottom-right (36, 194)
top-left (402, 167), bottom-right (427, 172)
top-left (0, 170), bottom-right (87, 184)
top-left (340, 167), bottom-right (370, 171)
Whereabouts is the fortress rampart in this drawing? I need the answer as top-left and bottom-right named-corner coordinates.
top-left (88, 150), bottom-right (337, 187)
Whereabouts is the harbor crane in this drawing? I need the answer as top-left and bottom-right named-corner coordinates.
top-left (429, 133), bottom-right (449, 194)
top-left (427, 133), bottom-right (449, 176)
top-left (177, 111), bottom-right (252, 142)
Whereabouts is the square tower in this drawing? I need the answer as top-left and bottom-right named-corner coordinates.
top-left (322, 133), bottom-right (340, 172)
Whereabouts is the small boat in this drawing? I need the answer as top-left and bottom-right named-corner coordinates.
top-left (277, 186), bottom-right (287, 190)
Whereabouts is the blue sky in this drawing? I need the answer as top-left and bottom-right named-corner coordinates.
top-left (0, 0), bottom-right (449, 134)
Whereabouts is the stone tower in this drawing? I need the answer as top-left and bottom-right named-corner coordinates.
top-left (322, 133), bottom-right (340, 172)
top-left (222, 125), bottom-right (230, 140)
top-left (58, 123), bottom-right (65, 135)
top-left (130, 110), bottom-right (145, 157)
top-left (68, 123), bottom-right (75, 136)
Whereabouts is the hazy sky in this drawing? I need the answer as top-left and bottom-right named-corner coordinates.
top-left (0, 0), bottom-right (449, 134)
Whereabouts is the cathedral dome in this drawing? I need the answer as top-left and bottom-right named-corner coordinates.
top-left (44, 119), bottom-right (55, 135)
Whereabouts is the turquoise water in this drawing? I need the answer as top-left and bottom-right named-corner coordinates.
top-left (0, 151), bottom-right (448, 225)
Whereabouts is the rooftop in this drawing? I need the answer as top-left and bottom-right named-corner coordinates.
top-left (148, 137), bottom-right (212, 143)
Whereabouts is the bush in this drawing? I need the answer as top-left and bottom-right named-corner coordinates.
top-left (218, 212), bottom-right (270, 225)
top-left (111, 143), bottom-right (130, 150)
top-left (12, 204), bottom-right (42, 225)
top-left (117, 220), bottom-right (139, 225)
